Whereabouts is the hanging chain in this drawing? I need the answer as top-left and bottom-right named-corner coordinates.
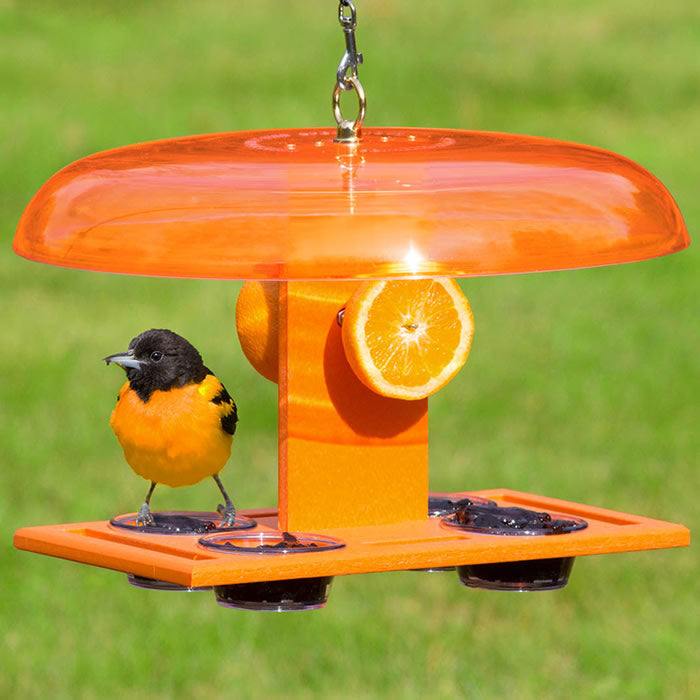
top-left (332, 0), bottom-right (366, 143)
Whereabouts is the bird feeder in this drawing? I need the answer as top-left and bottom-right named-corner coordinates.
top-left (13, 2), bottom-right (690, 610)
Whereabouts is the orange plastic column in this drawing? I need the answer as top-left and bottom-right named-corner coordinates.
top-left (278, 281), bottom-right (429, 531)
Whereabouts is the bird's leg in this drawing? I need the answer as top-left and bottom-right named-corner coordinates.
top-left (213, 474), bottom-right (236, 527)
top-left (137, 481), bottom-right (157, 526)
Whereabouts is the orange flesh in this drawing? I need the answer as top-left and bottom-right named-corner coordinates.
top-left (365, 280), bottom-right (463, 387)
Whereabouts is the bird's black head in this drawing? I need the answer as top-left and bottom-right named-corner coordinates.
top-left (104, 329), bottom-right (207, 401)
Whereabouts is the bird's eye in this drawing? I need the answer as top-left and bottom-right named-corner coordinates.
top-left (150, 351), bottom-right (163, 362)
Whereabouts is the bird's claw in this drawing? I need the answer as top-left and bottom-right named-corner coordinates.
top-left (136, 503), bottom-right (156, 527)
top-left (217, 502), bottom-right (237, 528)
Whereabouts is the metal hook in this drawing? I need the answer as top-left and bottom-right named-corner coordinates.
top-left (336, 0), bottom-right (363, 91)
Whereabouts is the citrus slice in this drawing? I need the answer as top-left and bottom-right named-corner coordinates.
top-left (341, 279), bottom-right (474, 400)
top-left (235, 281), bottom-right (279, 383)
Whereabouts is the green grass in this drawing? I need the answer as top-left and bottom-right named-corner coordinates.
top-left (1, 0), bottom-right (698, 697)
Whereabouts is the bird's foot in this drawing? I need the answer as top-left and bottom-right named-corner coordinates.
top-left (217, 502), bottom-right (237, 528)
top-left (136, 502), bottom-right (156, 527)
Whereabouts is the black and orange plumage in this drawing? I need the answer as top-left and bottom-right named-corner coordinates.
top-left (105, 329), bottom-right (238, 527)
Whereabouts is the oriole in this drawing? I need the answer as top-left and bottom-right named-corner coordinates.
top-left (104, 328), bottom-right (238, 527)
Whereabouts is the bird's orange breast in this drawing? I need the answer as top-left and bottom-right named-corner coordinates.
top-left (110, 376), bottom-right (233, 487)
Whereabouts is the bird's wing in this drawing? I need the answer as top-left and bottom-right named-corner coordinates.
top-left (201, 370), bottom-right (238, 436)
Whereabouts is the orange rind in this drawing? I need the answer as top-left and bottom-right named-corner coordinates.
top-left (235, 281), bottom-right (280, 383)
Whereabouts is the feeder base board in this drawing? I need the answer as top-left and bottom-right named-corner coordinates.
top-left (13, 490), bottom-right (689, 588)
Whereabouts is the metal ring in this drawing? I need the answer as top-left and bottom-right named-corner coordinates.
top-left (332, 75), bottom-right (366, 142)
top-left (338, 0), bottom-right (357, 28)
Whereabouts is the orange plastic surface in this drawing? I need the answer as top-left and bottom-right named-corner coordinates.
top-left (278, 281), bottom-right (428, 531)
top-left (13, 128), bottom-right (688, 280)
top-left (13, 491), bottom-right (690, 588)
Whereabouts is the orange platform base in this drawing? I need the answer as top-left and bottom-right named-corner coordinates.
top-left (13, 490), bottom-right (689, 589)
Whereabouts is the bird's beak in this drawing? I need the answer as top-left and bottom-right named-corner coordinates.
top-left (103, 350), bottom-right (143, 370)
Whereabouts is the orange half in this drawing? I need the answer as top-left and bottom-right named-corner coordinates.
top-left (341, 279), bottom-right (474, 400)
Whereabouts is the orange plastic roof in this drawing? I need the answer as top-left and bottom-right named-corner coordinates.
top-left (14, 127), bottom-right (688, 280)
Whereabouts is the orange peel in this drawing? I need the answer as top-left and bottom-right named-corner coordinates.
top-left (235, 281), bottom-right (279, 383)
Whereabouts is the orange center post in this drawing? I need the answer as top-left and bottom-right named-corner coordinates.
top-left (278, 281), bottom-right (428, 531)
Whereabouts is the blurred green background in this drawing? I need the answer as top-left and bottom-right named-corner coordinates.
top-left (1, 1), bottom-right (697, 697)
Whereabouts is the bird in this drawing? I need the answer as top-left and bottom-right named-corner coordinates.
top-left (104, 328), bottom-right (238, 528)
